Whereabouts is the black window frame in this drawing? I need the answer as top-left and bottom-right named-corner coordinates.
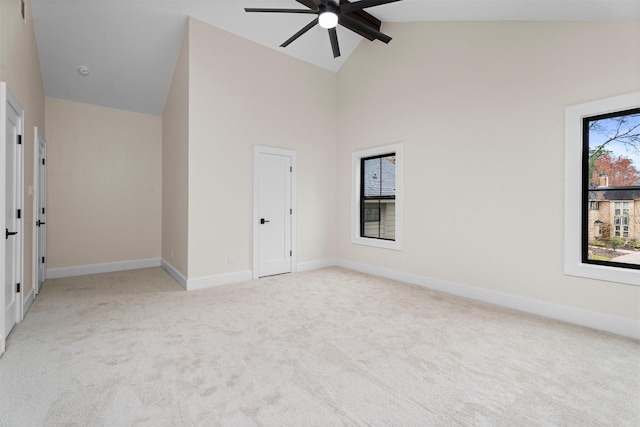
top-left (360, 153), bottom-right (396, 241)
top-left (581, 107), bottom-right (640, 271)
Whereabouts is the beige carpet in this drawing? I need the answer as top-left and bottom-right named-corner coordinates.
top-left (0, 267), bottom-right (638, 426)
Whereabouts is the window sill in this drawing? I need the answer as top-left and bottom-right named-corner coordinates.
top-left (352, 236), bottom-right (402, 251)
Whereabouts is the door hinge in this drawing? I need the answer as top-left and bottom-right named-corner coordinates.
top-left (17, 209), bottom-right (21, 219)
top-left (290, 250), bottom-right (292, 257)
top-left (42, 256), bottom-right (45, 264)
top-left (16, 283), bottom-right (21, 293)
top-left (42, 158), bottom-right (45, 165)
top-left (17, 135), bottom-right (22, 145)
top-left (290, 166), bottom-right (292, 172)
top-left (290, 208), bottom-right (292, 214)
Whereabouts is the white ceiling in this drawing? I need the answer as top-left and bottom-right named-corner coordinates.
top-left (30, 0), bottom-right (640, 116)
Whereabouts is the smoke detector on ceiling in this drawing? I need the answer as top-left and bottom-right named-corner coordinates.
top-left (77, 66), bottom-right (90, 76)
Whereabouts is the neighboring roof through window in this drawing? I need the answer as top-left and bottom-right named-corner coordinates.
top-left (364, 155), bottom-right (396, 198)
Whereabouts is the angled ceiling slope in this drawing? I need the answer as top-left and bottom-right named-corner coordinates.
top-left (30, 0), bottom-right (640, 116)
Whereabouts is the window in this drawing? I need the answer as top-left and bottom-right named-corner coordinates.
top-left (613, 202), bottom-right (630, 238)
top-left (361, 154), bottom-right (396, 240)
top-left (582, 108), bottom-right (640, 270)
top-left (594, 221), bottom-right (603, 238)
top-left (565, 91), bottom-right (640, 285)
top-left (352, 143), bottom-right (402, 250)
top-left (364, 203), bottom-right (380, 222)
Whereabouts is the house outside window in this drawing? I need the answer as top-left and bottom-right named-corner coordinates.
top-left (352, 143), bottom-right (403, 250)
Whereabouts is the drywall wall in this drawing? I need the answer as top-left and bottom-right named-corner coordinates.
top-left (45, 98), bottom-right (161, 269)
top-left (187, 18), bottom-right (337, 279)
top-left (337, 21), bottom-right (640, 321)
top-left (0, 0), bottom-right (46, 300)
top-left (162, 26), bottom-right (189, 278)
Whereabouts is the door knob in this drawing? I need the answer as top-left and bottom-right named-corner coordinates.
top-left (37, 220), bottom-right (45, 227)
top-left (5, 228), bottom-right (18, 239)
top-left (260, 218), bottom-right (270, 224)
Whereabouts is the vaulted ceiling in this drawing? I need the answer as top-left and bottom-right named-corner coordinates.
top-left (30, 0), bottom-right (639, 115)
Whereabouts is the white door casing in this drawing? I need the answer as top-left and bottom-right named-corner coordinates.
top-left (253, 146), bottom-right (296, 279)
top-left (1, 82), bottom-right (24, 350)
top-left (33, 127), bottom-right (47, 294)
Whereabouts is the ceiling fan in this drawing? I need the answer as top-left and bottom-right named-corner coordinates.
top-left (245, 0), bottom-right (402, 58)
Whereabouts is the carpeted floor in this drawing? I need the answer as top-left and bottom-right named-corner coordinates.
top-left (0, 267), bottom-right (638, 426)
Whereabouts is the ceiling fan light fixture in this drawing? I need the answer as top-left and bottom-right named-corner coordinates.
top-left (318, 11), bottom-right (338, 29)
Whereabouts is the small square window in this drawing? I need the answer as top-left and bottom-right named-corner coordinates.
top-left (364, 204), bottom-right (380, 222)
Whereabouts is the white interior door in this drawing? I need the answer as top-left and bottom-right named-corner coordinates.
top-left (3, 84), bottom-right (23, 342)
top-left (34, 128), bottom-right (47, 294)
top-left (254, 147), bottom-right (296, 278)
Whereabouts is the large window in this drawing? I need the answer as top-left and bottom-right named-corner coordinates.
top-left (582, 108), bottom-right (640, 271)
top-left (565, 91), bottom-right (640, 285)
top-left (352, 144), bottom-right (402, 250)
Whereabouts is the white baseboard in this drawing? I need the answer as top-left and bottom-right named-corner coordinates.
top-left (185, 258), bottom-right (335, 291)
top-left (164, 258), bottom-right (333, 292)
top-left (297, 258), bottom-right (336, 272)
top-left (22, 287), bottom-right (35, 318)
top-left (160, 259), bottom-right (187, 290)
top-left (187, 270), bottom-right (253, 291)
top-left (335, 258), bottom-right (640, 340)
top-left (46, 258), bottom-right (161, 279)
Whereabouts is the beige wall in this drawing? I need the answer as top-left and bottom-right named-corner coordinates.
top-left (45, 98), bottom-right (161, 268)
top-left (187, 18), bottom-right (337, 279)
top-left (5, 8), bottom-right (638, 332)
top-left (0, 0), bottom-right (46, 297)
top-left (162, 26), bottom-right (189, 277)
top-left (337, 22), bottom-right (640, 321)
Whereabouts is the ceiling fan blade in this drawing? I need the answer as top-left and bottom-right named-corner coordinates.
top-left (340, 0), bottom-right (402, 14)
top-left (339, 14), bottom-right (392, 43)
top-left (281, 18), bottom-right (319, 47)
top-left (244, 8), bottom-right (318, 14)
top-left (328, 27), bottom-right (341, 58)
top-left (296, 0), bottom-right (324, 9)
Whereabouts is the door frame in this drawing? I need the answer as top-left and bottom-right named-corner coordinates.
top-left (1, 82), bottom-right (25, 355)
top-left (32, 126), bottom-right (46, 295)
top-left (252, 145), bottom-right (297, 280)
